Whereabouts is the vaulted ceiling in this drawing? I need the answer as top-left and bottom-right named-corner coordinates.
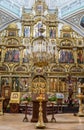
top-left (0, 0), bottom-right (84, 36)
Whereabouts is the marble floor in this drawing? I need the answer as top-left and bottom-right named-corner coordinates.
top-left (0, 113), bottom-right (84, 130)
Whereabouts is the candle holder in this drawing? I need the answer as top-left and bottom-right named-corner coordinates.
top-left (22, 101), bottom-right (28, 122)
top-left (50, 101), bottom-right (56, 122)
top-left (76, 94), bottom-right (84, 116)
top-left (36, 94), bottom-right (46, 129)
top-left (76, 83), bottom-right (84, 116)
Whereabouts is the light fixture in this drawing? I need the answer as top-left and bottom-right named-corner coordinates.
top-left (24, 0), bottom-right (57, 67)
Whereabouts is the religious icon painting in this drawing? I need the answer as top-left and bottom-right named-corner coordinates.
top-left (77, 50), bottom-right (84, 64)
top-left (24, 26), bottom-right (30, 37)
top-left (49, 27), bottom-right (56, 39)
top-left (59, 49), bottom-right (74, 63)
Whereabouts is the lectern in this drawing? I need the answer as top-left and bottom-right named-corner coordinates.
top-left (31, 93), bottom-right (48, 123)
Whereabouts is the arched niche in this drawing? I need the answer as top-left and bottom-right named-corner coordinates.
top-left (70, 66), bottom-right (82, 72)
top-left (13, 65), bottom-right (27, 72)
top-left (51, 65), bottom-right (65, 72)
top-left (60, 39), bottom-right (73, 46)
top-left (0, 65), bottom-right (8, 72)
top-left (7, 38), bottom-right (19, 45)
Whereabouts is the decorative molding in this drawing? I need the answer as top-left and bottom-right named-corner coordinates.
top-left (0, 9), bottom-right (20, 31)
top-left (60, 11), bottom-right (84, 36)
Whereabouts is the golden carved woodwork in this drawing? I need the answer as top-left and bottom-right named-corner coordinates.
top-left (0, 0), bottom-right (83, 101)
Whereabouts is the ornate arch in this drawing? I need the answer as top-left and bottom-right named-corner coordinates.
top-left (60, 39), bottom-right (73, 46)
top-left (31, 35), bottom-right (48, 45)
top-left (0, 64), bottom-right (9, 72)
top-left (50, 65), bottom-right (65, 72)
top-left (70, 65), bottom-right (83, 72)
top-left (13, 64), bottom-right (28, 72)
top-left (6, 38), bottom-right (19, 45)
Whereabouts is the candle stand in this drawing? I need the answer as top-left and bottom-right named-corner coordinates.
top-left (50, 102), bottom-right (56, 122)
top-left (76, 84), bottom-right (84, 116)
top-left (22, 101), bottom-right (28, 122)
top-left (36, 94), bottom-right (46, 129)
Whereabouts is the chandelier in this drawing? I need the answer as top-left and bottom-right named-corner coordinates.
top-left (32, 27), bottom-right (57, 67)
top-left (32, 37), bottom-right (49, 67)
top-left (25, 24), bottom-right (57, 67)
top-left (23, 1), bottom-right (57, 67)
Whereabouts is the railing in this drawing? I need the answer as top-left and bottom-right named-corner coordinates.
top-left (0, 0), bottom-right (21, 17)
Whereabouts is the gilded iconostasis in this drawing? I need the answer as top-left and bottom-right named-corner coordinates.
top-left (0, 0), bottom-right (84, 104)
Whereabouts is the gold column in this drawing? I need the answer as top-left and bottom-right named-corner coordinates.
top-left (19, 47), bottom-right (24, 65)
top-left (21, 23), bottom-right (24, 37)
top-left (9, 74), bottom-right (12, 92)
top-left (1, 46), bottom-right (6, 63)
top-left (57, 78), bottom-right (59, 92)
top-left (54, 79), bottom-right (57, 92)
top-left (30, 25), bottom-right (33, 38)
top-left (56, 23), bottom-right (58, 38)
top-left (62, 82), bottom-right (65, 92)
top-left (46, 78), bottom-right (50, 92)
top-left (73, 47), bottom-right (77, 64)
top-left (46, 23), bottom-right (49, 38)
top-left (28, 78), bottom-right (32, 92)
top-left (51, 78), bottom-right (54, 92)
top-left (55, 48), bottom-right (59, 64)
